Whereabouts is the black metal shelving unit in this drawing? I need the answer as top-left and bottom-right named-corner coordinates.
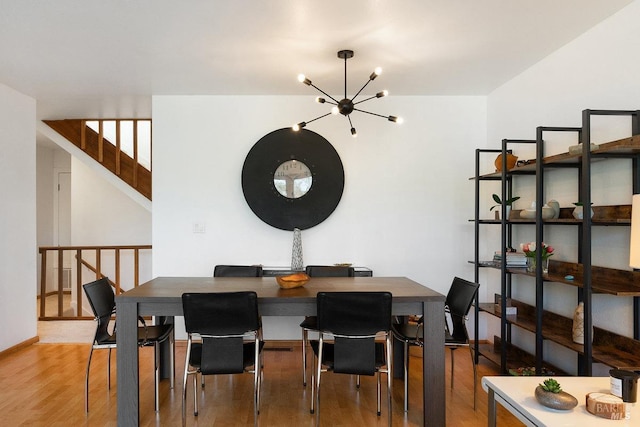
top-left (472, 109), bottom-right (640, 377)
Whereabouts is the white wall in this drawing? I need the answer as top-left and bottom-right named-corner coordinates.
top-left (36, 146), bottom-right (54, 295)
top-left (36, 145), bottom-right (71, 295)
top-left (71, 159), bottom-right (152, 292)
top-left (153, 95), bottom-right (486, 339)
top-left (0, 83), bottom-right (37, 352)
top-left (485, 1), bottom-right (640, 374)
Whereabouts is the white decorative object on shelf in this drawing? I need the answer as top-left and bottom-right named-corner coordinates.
top-left (572, 204), bottom-right (594, 220)
top-left (572, 302), bottom-right (593, 344)
top-left (568, 143), bottom-right (599, 155)
top-left (547, 200), bottom-right (560, 219)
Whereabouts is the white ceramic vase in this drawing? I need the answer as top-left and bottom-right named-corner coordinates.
top-left (572, 205), bottom-right (594, 220)
top-left (572, 302), bottom-right (585, 344)
top-left (572, 302), bottom-right (594, 344)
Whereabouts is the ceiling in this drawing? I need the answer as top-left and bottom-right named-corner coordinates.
top-left (0, 0), bottom-right (633, 121)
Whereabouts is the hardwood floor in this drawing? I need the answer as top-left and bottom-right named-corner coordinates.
top-left (0, 341), bottom-right (523, 426)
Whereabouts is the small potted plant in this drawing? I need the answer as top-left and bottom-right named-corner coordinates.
top-left (534, 378), bottom-right (578, 410)
top-left (490, 194), bottom-right (520, 220)
top-left (572, 202), bottom-right (594, 220)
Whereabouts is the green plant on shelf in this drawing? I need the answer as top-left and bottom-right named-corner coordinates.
top-left (490, 194), bottom-right (520, 211)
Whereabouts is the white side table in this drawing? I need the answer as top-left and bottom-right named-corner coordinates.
top-left (483, 375), bottom-right (638, 426)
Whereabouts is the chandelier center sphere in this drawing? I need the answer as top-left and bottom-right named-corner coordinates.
top-left (338, 98), bottom-right (354, 116)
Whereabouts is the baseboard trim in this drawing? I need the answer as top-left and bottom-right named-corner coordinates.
top-left (0, 336), bottom-right (40, 360)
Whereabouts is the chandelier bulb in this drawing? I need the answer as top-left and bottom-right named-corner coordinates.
top-left (315, 97), bottom-right (326, 104)
top-left (298, 74), bottom-right (312, 86)
top-left (292, 122), bottom-right (306, 131)
top-left (331, 106), bottom-right (339, 115)
top-left (388, 116), bottom-right (403, 124)
top-left (370, 67), bottom-right (382, 80)
top-left (351, 127), bottom-right (357, 137)
top-left (376, 90), bottom-right (388, 98)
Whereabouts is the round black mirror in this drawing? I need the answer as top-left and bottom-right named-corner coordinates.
top-left (241, 128), bottom-right (344, 230)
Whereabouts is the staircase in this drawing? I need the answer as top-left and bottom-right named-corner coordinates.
top-left (44, 119), bottom-right (152, 200)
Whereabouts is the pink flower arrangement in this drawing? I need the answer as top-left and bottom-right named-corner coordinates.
top-left (520, 242), bottom-right (554, 259)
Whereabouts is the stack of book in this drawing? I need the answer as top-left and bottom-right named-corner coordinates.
top-left (493, 251), bottom-right (528, 267)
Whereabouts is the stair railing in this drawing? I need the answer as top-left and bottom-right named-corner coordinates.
top-left (38, 245), bottom-right (152, 320)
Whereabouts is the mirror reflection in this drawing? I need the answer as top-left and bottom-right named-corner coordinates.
top-left (274, 160), bottom-right (312, 198)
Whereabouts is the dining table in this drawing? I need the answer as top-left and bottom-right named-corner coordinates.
top-left (115, 276), bottom-right (446, 426)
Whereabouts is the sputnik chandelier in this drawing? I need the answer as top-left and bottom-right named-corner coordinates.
top-left (293, 49), bottom-right (402, 137)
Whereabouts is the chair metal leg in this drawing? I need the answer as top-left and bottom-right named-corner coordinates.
top-left (386, 335), bottom-right (393, 427)
top-left (376, 371), bottom-right (381, 416)
top-left (450, 347), bottom-right (456, 390)
top-left (302, 328), bottom-right (308, 387)
top-left (182, 340), bottom-right (193, 427)
top-left (181, 370), bottom-right (188, 425)
top-left (469, 345), bottom-right (477, 410)
top-left (107, 348), bottom-right (112, 389)
top-left (170, 331), bottom-right (175, 389)
top-left (193, 373), bottom-right (199, 416)
top-left (403, 340), bottom-right (409, 412)
top-left (312, 336), bottom-right (324, 419)
top-left (154, 342), bottom-right (160, 412)
top-left (254, 335), bottom-right (261, 422)
top-left (356, 374), bottom-right (361, 389)
top-left (84, 346), bottom-right (95, 413)
top-left (310, 354), bottom-right (315, 414)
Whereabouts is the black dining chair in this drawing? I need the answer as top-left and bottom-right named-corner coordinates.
top-left (213, 264), bottom-right (263, 277)
top-left (83, 277), bottom-right (174, 413)
top-left (300, 265), bottom-right (355, 387)
top-left (310, 291), bottom-right (393, 426)
top-left (181, 291), bottom-right (264, 426)
top-left (392, 276), bottom-right (480, 412)
top-left (204, 264), bottom-right (263, 389)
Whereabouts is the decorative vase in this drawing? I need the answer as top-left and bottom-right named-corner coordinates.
top-left (291, 228), bottom-right (303, 271)
top-left (547, 200), bottom-right (560, 219)
top-left (572, 205), bottom-right (594, 220)
top-left (526, 257), bottom-right (549, 274)
top-left (494, 206), bottom-right (511, 220)
top-left (572, 302), bottom-right (593, 344)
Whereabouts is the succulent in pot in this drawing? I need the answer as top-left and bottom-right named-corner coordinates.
top-left (534, 378), bottom-right (578, 410)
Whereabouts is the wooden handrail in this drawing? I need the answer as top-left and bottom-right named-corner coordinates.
top-left (43, 119), bottom-right (152, 200)
top-left (38, 245), bottom-right (151, 320)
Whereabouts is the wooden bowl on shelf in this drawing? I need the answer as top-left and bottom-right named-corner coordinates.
top-left (494, 153), bottom-right (518, 171)
top-left (276, 273), bottom-right (310, 289)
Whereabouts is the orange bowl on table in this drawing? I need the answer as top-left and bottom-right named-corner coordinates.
top-left (276, 273), bottom-right (310, 289)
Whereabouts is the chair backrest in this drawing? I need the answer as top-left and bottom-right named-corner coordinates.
top-left (182, 292), bottom-right (260, 375)
top-left (82, 277), bottom-right (116, 343)
top-left (213, 265), bottom-right (263, 277)
top-left (317, 292), bottom-right (392, 375)
top-left (182, 291), bottom-right (260, 336)
top-left (445, 277), bottom-right (480, 341)
top-left (317, 292), bottom-right (392, 336)
top-left (306, 265), bottom-right (354, 277)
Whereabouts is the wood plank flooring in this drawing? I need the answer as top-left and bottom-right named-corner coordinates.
top-left (0, 341), bottom-right (523, 426)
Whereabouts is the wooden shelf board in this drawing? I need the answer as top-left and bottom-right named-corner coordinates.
top-left (473, 135), bottom-right (640, 180)
top-left (501, 260), bottom-right (640, 297)
top-left (477, 337), bottom-right (567, 376)
top-left (481, 295), bottom-right (640, 370)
